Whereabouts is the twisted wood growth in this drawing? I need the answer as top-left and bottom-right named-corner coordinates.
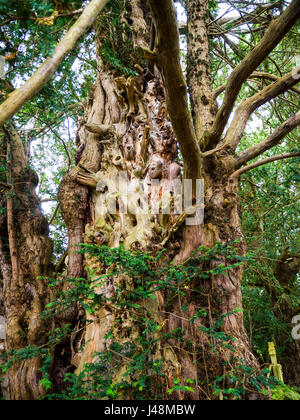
top-left (55, 0), bottom-right (300, 400)
top-left (71, 66), bottom-right (184, 391)
top-left (0, 126), bottom-right (52, 400)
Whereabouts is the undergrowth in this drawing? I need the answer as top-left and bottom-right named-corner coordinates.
top-left (0, 242), bottom-right (291, 400)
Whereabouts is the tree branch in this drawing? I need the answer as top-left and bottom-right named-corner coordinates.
top-left (205, 0), bottom-right (300, 151)
top-left (0, 181), bottom-right (10, 190)
top-left (181, 2), bottom-right (283, 37)
top-left (6, 142), bottom-right (20, 287)
top-left (186, 0), bottom-right (216, 144)
top-left (49, 203), bottom-right (60, 226)
top-left (85, 123), bottom-right (114, 136)
top-left (210, 1), bottom-right (283, 33)
top-left (30, 102), bottom-right (83, 139)
top-left (56, 9), bottom-right (84, 19)
top-left (0, 9), bottom-right (85, 28)
top-left (148, 0), bottom-right (202, 179)
top-left (213, 71), bottom-right (300, 100)
top-left (224, 67), bottom-right (300, 149)
top-left (236, 111), bottom-right (300, 167)
top-left (0, 0), bottom-right (109, 127)
top-left (231, 152), bottom-right (300, 179)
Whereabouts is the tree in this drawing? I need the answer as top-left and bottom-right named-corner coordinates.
top-left (241, 159), bottom-right (300, 387)
top-left (0, 0), bottom-right (299, 400)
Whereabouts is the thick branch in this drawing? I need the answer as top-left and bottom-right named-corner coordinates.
top-left (181, 2), bottom-right (283, 37)
top-left (3, 125), bottom-right (27, 175)
top-left (6, 144), bottom-right (20, 288)
top-left (236, 111), bottom-right (300, 167)
top-left (211, 1), bottom-right (283, 33)
top-left (0, 0), bottom-right (109, 127)
top-left (148, 0), bottom-right (202, 179)
top-left (232, 152), bottom-right (300, 178)
top-left (206, 0), bottom-right (300, 150)
top-left (225, 67), bottom-right (300, 149)
top-left (186, 0), bottom-right (216, 144)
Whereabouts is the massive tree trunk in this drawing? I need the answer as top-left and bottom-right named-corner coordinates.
top-left (55, 0), bottom-right (259, 400)
top-left (0, 124), bottom-right (52, 400)
top-left (4, 0), bottom-right (299, 400)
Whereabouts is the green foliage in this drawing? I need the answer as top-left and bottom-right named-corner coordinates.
top-left (167, 378), bottom-right (195, 396)
top-left (271, 384), bottom-right (300, 401)
top-left (242, 285), bottom-right (288, 360)
top-left (213, 366), bottom-right (276, 400)
top-left (0, 242), bottom-right (277, 400)
top-left (240, 151), bottom-right (300, 368)
top-left (96, 0), bottom-right (139, 77)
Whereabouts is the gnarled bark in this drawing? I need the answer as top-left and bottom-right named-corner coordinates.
top-left (0, 126), bottom-right (53, 400)
top-left (2, 0), bottom-right (299, 400)
top-left (56, 1), bottom-right (261, 400)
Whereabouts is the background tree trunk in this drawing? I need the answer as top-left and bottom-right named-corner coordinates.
top-left (0, 125), bottom-right (52, 400)
top-left (272, 250), bottom-right (300, 386)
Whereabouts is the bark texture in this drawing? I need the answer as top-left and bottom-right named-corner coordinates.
top-left (56, 0), bottom-right (262, 400)
top-left (2, 0), bottom-right (299, 400)
top-left (0, 125), bottom-right (52, 400)
top-left (272, 251), bottom-right (300, 387)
